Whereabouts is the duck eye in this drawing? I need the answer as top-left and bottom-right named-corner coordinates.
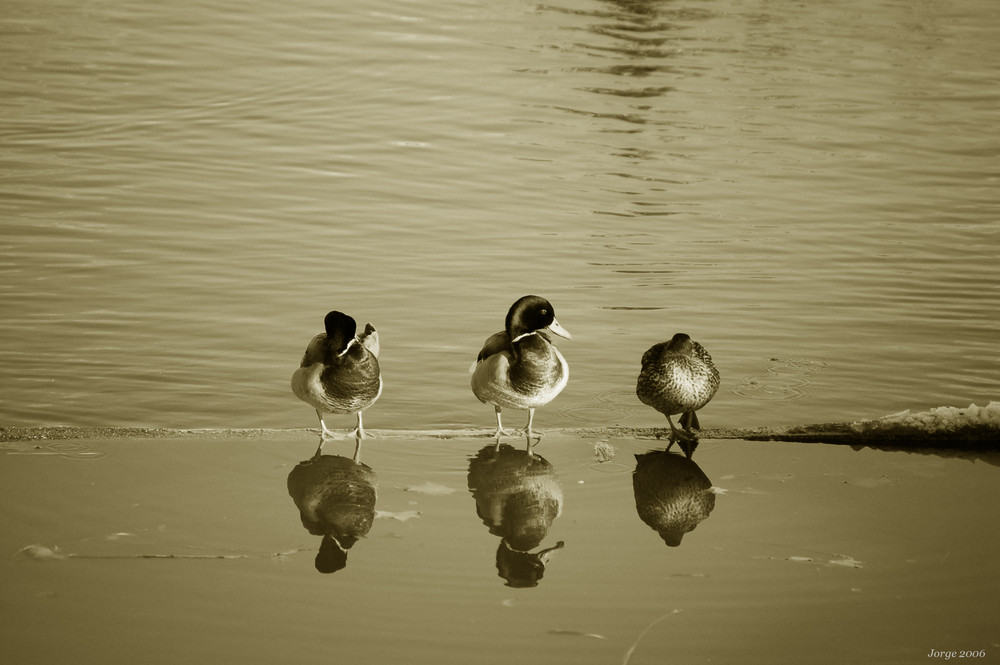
top-left (540, 309), bottom-right (548, 315)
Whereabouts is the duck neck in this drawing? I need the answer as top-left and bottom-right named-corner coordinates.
top-left (509, 331), bottom-right (557, 371)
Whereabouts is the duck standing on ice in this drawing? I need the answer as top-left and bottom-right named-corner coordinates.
top-left (292, 311), bottom-right (382, 440)
top-left (636, 333), bottom-right (720, 458)
top-left (471, 295), bottom-right (571, 444)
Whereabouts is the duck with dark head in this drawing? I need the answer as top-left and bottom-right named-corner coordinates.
top-left (287, 439), bottom-right (377, 574)
top-left (471, 295), bottom-right (571, 446)
top-left (467, 443), bottom-right (565, 587)
top-left (292, 310), bottom-right (382, 442)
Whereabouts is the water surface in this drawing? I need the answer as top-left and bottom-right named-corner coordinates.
top-left (3, 432), bottom-right (998, 664)
top-left (1, 2), bottom-right (998, 430)
top-left (4, 5), bottom-right (999, 662)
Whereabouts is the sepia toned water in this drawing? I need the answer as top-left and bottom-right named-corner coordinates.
top-left (2, 0), bottom-right (998, 433)
top-left (2, 432), bottom-right (999, 665)
top-left (2, 2), bottom-right (1000, 662)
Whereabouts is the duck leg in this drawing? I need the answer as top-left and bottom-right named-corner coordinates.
top-left (351, 433), bottom-right (363, 463)
top-left (665, 414), bottom-right (699, 458)
top-left (311, 439), bottom-right (325, 459)
top-left (347, 411), bottom-right (374, 440)
top-left (523, 430), bottom-right (535, 455)
top-left (679, 410), bottom-right (700, 434)
top-left (523, 407), bottom-right (544, 444)
top-left (316, 410), bottom-right (337, 439)
top-left (678, 411), bottom-right (701, 458)
top-left (491, 406), bottom-right (517, 440)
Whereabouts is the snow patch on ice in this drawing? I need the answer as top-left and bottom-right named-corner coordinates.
top-left (859, 402), bottom-right (1000, 435)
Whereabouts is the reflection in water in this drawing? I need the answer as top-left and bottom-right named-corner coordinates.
top-left (467, 443), bottom-right (564, 588)
top-left (633, 450), bottom-right (714, 547)
top-left (554, 0), bottom-right (714, 110)
top-left (287, 439), bottom-right (377, 574)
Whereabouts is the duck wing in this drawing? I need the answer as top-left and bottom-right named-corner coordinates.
top-left (690, 340), bottom-right (715, 368)
top-left (299, 334), bottom-right (328, 367)
top-left (477, 330), bottom-right (511, 363)
top-left (639, 341), bottom-right (670, 369)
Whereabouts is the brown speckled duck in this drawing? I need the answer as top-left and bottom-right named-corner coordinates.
top-left (292, 311), bottom-right (382, 440)
top-left (633, 450), bottom-right (715, 547)
top-left (636, 333), bottom-right (720, 458)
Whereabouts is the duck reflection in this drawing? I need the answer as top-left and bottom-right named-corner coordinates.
top-left (287, 438), bottom-right (377, 573)
top-left (467, 442), bottom-right (565, 587)
top-left (576, 0), bottom-right (699, 93)
top-left (633, 450), bottom-right (714, 547)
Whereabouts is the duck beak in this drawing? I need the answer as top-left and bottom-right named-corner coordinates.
top-left (536, 540), bottom-right (565, 564)
top-left (547, 318), bottom-right (572, 340)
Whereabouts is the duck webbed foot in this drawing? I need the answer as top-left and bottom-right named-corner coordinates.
top-left (665, 414), bottom-right (700, 458)
top-left (490, 406), bottom-right (519, 440)
top-left (522, 408), bottom-right (544, 448)
top-left (316, 410), bottom-right (338, 439)
top-left (346, 412), bottom-right (376, 440)
top-left (679, 410), bottom-right (701, 433)
top-left (521, 431), bottom-right (540, 455)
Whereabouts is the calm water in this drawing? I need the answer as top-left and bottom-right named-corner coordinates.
top-left (3, 432), bottom-right (999, 665)
top-left (2, 0), bottom-right (999, 433)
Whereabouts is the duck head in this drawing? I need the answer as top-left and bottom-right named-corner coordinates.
top-left (324, 311), bottom-right (358, 356)
top-left (666, 333), bottom-right (694, 354)
top-left (506, 295), bottom-right (572, 341)
top-left (496, 539), bottom-right (565, 588)
top-left (315, 534), bottom-right (349, 573)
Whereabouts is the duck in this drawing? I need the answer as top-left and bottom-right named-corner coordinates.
top-left (467, 443), bottom-right (565, 587)
top-left (633, 450), bottom-right (716, 547)
top-left (286, 444), bottom-right (378, 574)
top-left (636, 333), bottom-right (720, 458)
top-left (471, 295), bottom-right (571, 442)
top-left (292, 311), bottom-right (382, 440)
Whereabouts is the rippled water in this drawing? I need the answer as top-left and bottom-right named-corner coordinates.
top-left (2, 0), bottom-right (998, 432)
